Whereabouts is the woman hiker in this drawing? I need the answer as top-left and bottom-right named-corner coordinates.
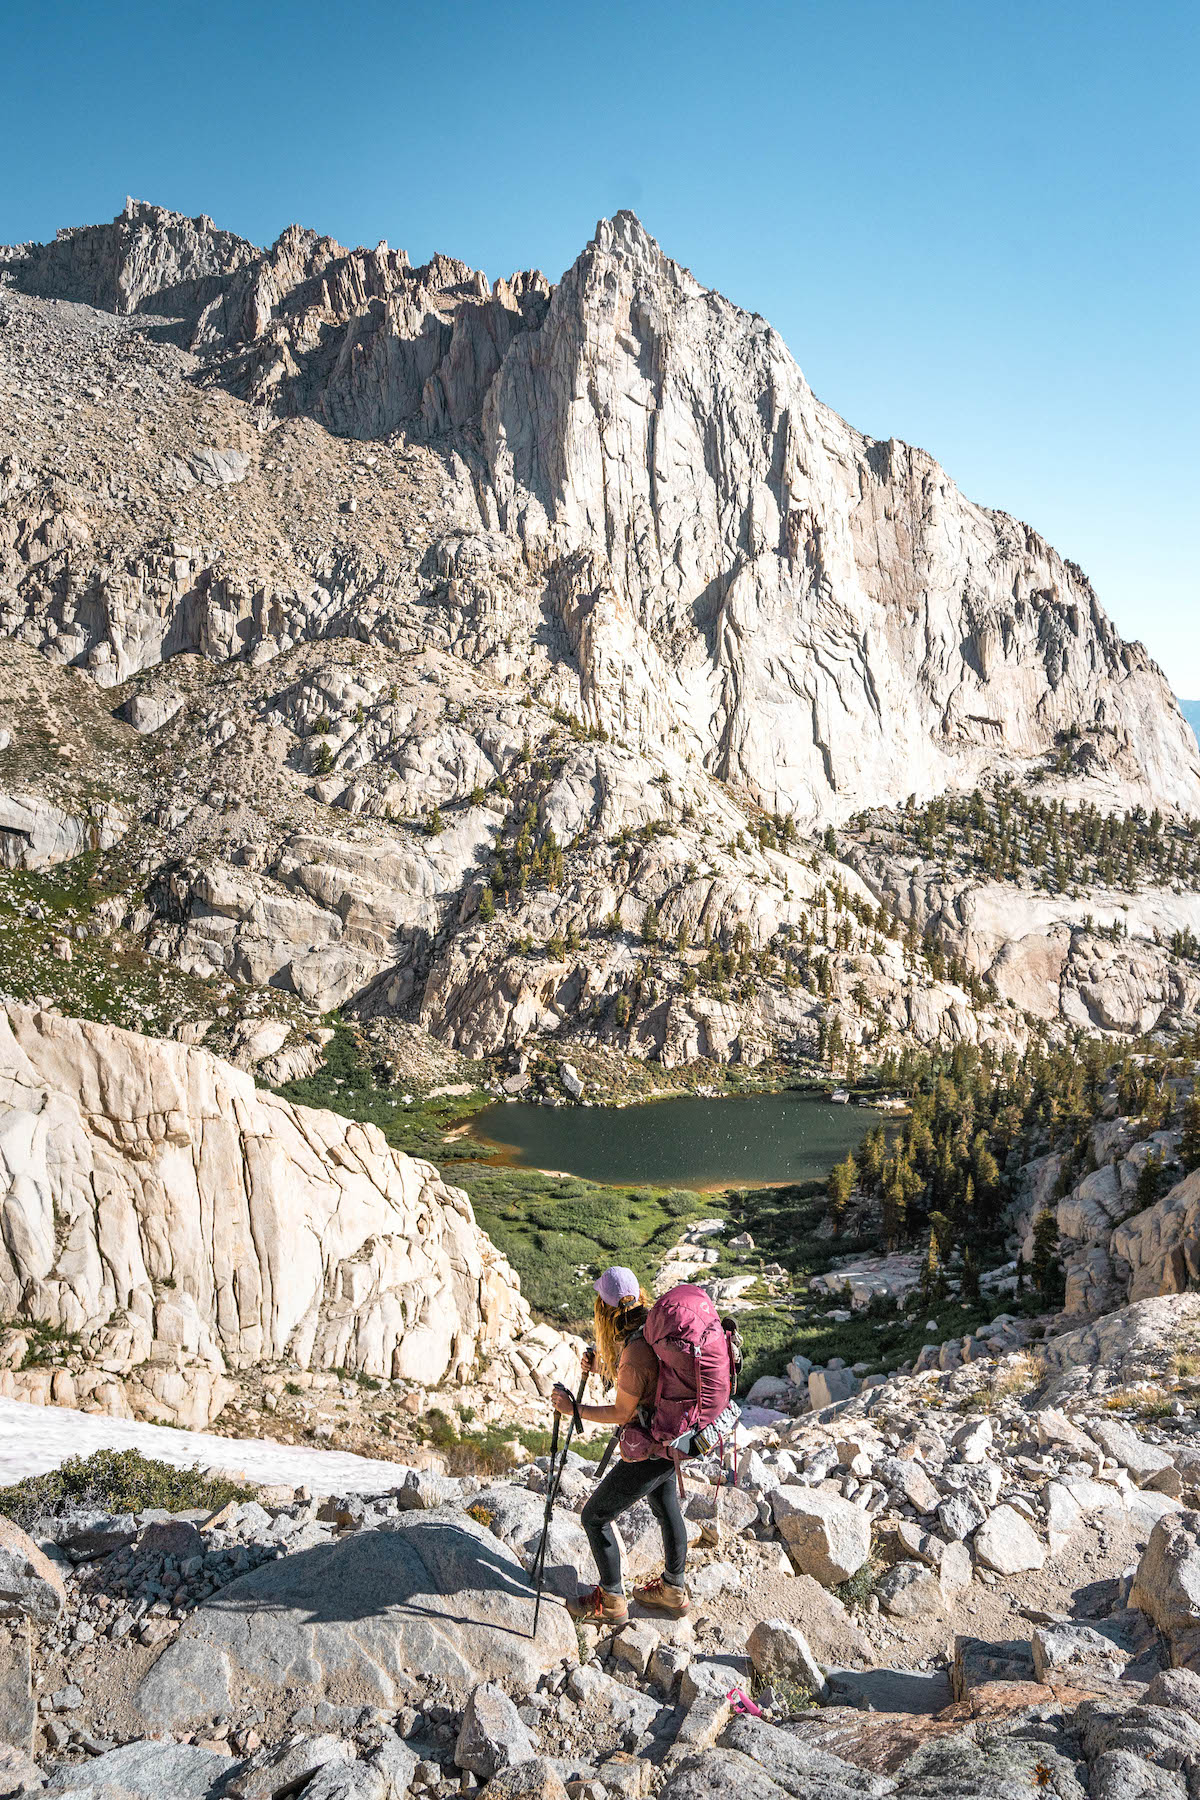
top-left (551, 1264), bottom-right (690, 1624)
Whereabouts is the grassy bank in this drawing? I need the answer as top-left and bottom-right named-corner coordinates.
top-left (464, 1165), bottom-right (716, 1325)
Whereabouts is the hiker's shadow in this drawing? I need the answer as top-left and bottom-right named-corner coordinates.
top-left (199, 1513), bottom-right (554, 1643)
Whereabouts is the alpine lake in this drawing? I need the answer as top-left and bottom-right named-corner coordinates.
top-left (464, 1089), bottom-right (873, 1189)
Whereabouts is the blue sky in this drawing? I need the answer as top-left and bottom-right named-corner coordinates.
top-left (4, 0), bottom-right (1197, 692)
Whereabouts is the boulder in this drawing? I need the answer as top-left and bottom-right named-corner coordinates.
top-left (875, 1560), bottom-right (943, 1618)
top-left (936, 1490), bottom-right (988, 1542)
top-left (1144, 1667), bottom-right (1200, 1715)
top-left (744, 1376), bottom-right (791, 1406)
top-left (938, 1540), bottom-right (973, 1597)
top-left (680, 1655), bottom-right (754, 1708)
top-left (949, 1419), bottom-right (993, 1464)
top-left (46, 1739), bottom-right (238, 1798)
top-left (612, 1620), bottom-right (660, 1679)
top-left (298, 1763), bottom-right (392, 1800)
top-left (0, 1742), bottom-right (42, 1798)
top-left (723, 1721), bottom-right (892, 1797)
top-left (878, 1457), bottom-right (939, 1515)
top-left (659, 1748), bottom-right (794, 1800)
top-left (566, 1664), bottom-right (661, 1736)
top-left (397, 1469), bottom-right (466, 1512)
top-left (675, 1695), bottom-right (732, 1749)
top-left (1031, 1623), bottom-right (1131, 1693)
top-left (1045, 1480), bottom-right (1085, 1556)
top-left (686, 1485), bottom-right (760, 1539)
top-left (227, 1735), bottom-right (351, 1799)
top-left (770, 1488), bottom-right (870, 1586)
top-left (1131, 1510), bottom-right (1200, 1664)
top-left (0, 1517), bottom-right (65, 1622)
top-left (481, 1761), bottom-right (569, 1800)
top-left (746, 1619), bottom-right (827, 1696)
top-left (455, 1682), bottom-right (538, 1780)
top-left (465, 1484), bottom-right (597, 1598)
top-left (953, 1635), bottom-right (1037, 1700)
top-left (558, 1063), bottom-right (584, 1101)
top-left (972, 1506), bottom-right (1045, 1576)
top-left (689, 1561), bottom-right (743, 1600)
top-left (649, 1639), bottom-right (692, 1693)
top-left (1036, 1409), bottom-right (1097, 1457)
top-left (808, 1369), bottom-right (860, 1411)
top-left (131, 1510), bottom-right (576, 1731)
top-left (0, 1620), bottom-right (34, 1755)
top-left (1089, 1419), bottom-right (1175, 1487)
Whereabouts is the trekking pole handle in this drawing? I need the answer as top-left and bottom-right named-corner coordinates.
top-left (572, 1357), bottom-right (590, 1428)
top-left (552, 1358), bottom-right (590, 1430)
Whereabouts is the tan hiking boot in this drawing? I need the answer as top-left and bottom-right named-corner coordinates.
top-left (566, 1583), bottom-right (628, 1623)
top-left (633, 1574), bottom-right (690, 1616)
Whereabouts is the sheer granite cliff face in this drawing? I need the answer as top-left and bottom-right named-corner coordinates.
top-left (0, 202), bottom-right (1196, 1060)
top-left (479, 213), bottom-right (1200, 823)
top-left (0, 1004), bottom-right (569, 1426)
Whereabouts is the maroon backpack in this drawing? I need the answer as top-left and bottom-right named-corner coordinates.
top-left (620, 1285), bottom-right (741, 1474)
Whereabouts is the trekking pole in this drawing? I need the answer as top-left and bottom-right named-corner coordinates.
top-left (530, 1356), bottom-right (589, 1636)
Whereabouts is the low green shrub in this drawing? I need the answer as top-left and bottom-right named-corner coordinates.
top-left (0, 1449), bottom-right (254, 1530)
top-left (833, 1557), bottom-right (883, 1611)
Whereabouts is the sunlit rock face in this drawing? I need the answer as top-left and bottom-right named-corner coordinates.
top-left (0, 1004), bottom-right (557, 1426)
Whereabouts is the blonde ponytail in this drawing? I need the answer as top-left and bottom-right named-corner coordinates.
top-left (593, 1287), bottom-right (652, 1383)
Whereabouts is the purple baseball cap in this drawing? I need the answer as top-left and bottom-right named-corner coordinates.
top-left (594, 1266), bottom-right (640, 1306)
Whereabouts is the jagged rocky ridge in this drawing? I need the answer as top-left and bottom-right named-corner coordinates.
top-left (0, 200), bottom-right (1198, 1064)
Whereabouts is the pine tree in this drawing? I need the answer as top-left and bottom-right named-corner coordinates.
top-left (1135, 1150), bottom-right (1166, 1212)
top-left (972, 1141), bottom-right (1000, 1202)
top-left (1031, 1209), bottom-right (1063, 1304)
top-left (827, 1154), bottom-right (856, 1233)
top-left (919, 1228), bottom-right (945, 1305)
top-left (961, 1172), bottom-right (975, 1220)
top-left (855, 1126), bottom-right (886, 1195)
top-left (478, 885), bottom-right (495, 923)
top-left (1181, 1096), bottom-right (1200, 1172)
top-left (881, 1171), bottom-right (906, 1250)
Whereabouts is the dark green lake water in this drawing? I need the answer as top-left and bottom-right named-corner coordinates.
top-left (466, 1091), bottom-right (873, 1188)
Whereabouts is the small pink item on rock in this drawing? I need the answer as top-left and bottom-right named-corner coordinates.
top-left (727, 1687), bottom-right (763, 1716)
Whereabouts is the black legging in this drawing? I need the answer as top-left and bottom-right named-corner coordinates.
top-left (581, 1454), bottom-right (688, 1593)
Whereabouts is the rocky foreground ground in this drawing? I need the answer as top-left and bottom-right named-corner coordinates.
top-left (3, 1291), bottom-right (1200, 1800)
